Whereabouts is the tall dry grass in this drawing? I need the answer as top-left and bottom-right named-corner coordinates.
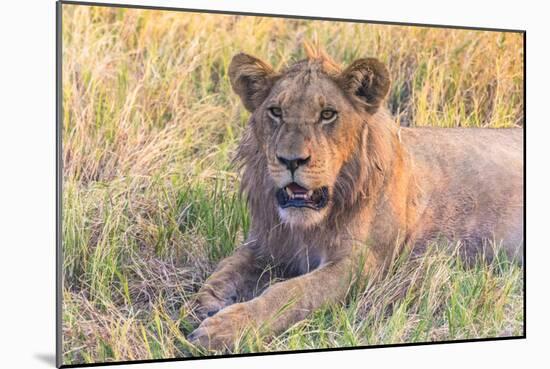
top-left (61, 4), bottom-right (524, 365)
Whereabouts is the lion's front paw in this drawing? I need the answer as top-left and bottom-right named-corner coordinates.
top-left (194, 283), bottom-right (239, 321)
top-left (188, 302), bottom-right (255, 351)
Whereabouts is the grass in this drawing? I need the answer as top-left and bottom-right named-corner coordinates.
top-left (61, 4), bottom-right (524, 365)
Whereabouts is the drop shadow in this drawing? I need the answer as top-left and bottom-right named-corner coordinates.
top-left (34, 353), bottom-right (57, 367)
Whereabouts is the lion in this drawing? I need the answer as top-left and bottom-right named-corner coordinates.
top-left (187, 45), bottom-right (524, 350)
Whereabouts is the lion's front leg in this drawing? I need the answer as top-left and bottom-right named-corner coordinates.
top-left (189, 257), bottom-right (353, 351)
top-left (194, 244), bottom-right (263, 321)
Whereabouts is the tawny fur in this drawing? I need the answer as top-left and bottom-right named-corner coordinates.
top-left (188, 46), bottom-right (523, 350)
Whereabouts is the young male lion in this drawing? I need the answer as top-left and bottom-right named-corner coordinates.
top-left (187, 46), bottom-right (524, 350)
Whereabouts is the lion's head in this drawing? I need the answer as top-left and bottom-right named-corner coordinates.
top-left (230, 46), bottom-right (392, 229)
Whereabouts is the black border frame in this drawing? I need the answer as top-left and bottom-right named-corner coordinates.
top-left (55, 1), bottom-right (527, 368)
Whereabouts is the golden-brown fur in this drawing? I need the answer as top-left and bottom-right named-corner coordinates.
top-left (188, 46), bottom-right (524, 350)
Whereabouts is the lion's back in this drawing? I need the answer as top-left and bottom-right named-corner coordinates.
top-left (401, 127), bottom-right (524, 262)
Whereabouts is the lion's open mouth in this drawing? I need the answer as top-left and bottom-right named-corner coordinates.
top-left (276, 183), bottom-right (329, 210)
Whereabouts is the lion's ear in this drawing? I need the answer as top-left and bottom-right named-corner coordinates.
top-left (229, 53), bottom-right (278, 112)
top-left (338, 58), bottom-right (390, 114)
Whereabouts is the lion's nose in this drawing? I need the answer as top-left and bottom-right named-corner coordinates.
top-left (277, 155), bottom-right (311, 175)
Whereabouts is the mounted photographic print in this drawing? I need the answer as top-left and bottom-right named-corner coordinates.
top-left (57, 1), bottom-right (525, 367)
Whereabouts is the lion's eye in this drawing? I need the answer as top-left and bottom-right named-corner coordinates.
top-left (320, 109), bottom-right (337, 122)
top-left (268, 107), bottom-right (282, 119)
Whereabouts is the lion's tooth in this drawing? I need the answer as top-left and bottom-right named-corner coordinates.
top-left (307, 190), bottom-right (313, 198)
top-left (286, 187), bottom-right (293, 197)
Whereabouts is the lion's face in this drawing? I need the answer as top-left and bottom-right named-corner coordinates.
top-left (262, 70), bottom-right (363, 227)
top-left (229, 52), bottom-right (390, 228)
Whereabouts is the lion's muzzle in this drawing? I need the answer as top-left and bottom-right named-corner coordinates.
top-left (276, 182), bottom-right (329, 210)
